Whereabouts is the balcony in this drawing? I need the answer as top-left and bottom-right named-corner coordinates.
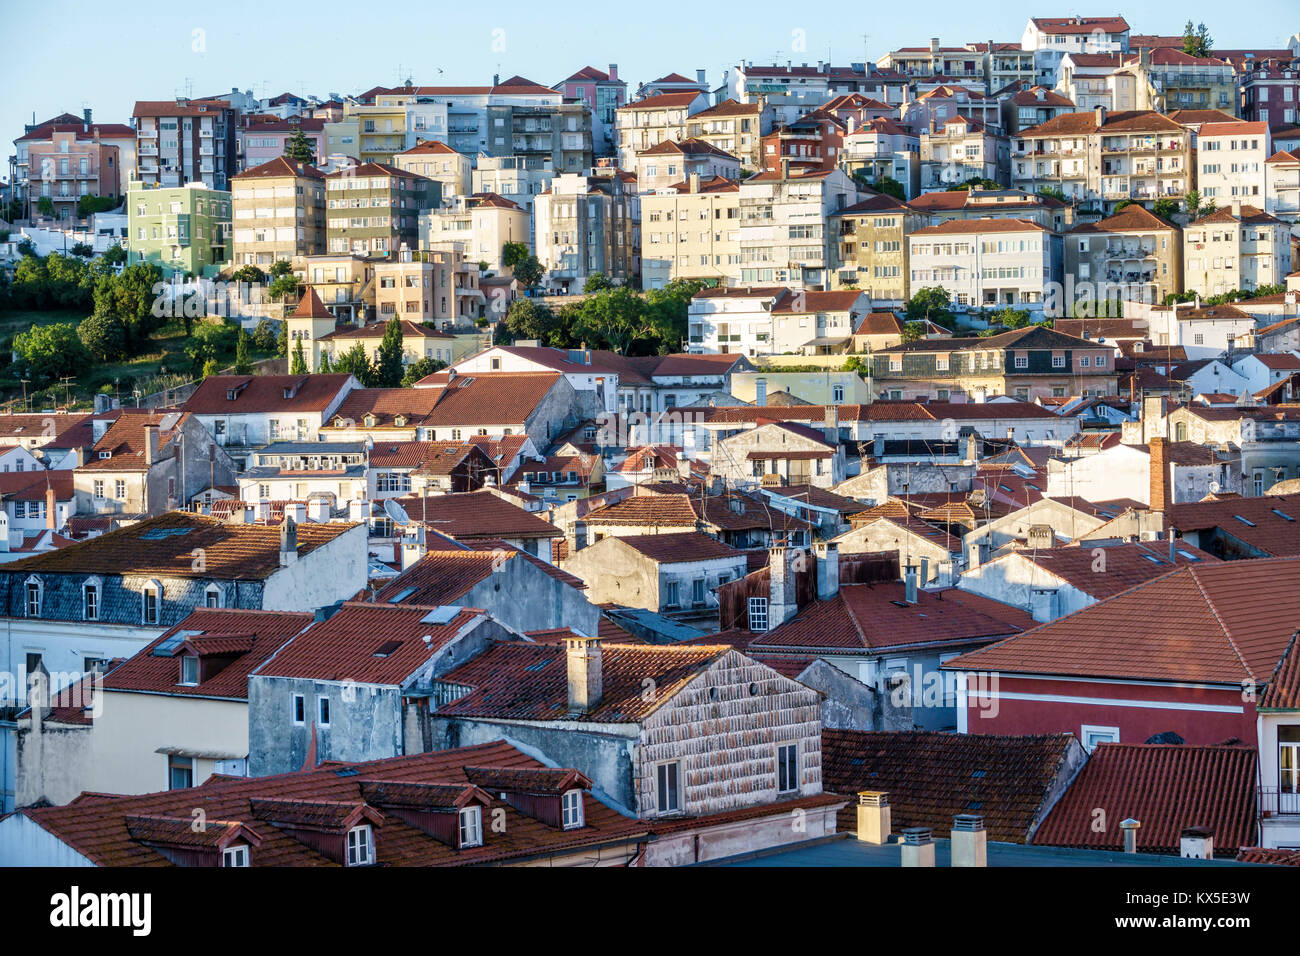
top-left (1259, 787), bottom-right (1300, 816)
top-left (137, 128), bottom-right (157, 139)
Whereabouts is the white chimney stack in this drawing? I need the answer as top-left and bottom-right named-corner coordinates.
top-left (1179, 826), bottom-right (1214, 860)
top-left (856, 791), bottom-right (891, 844)
top-left (901, 827), bottom-right (935, 867)
top-left (951, 814), bottom-right (987, 867)
top-left (768, 544), bottom-right (800, 627)
top-left (814, 541), bottom-right (839, 600)
top-left (566, 636), bottom-right (603, 713)
top-left (904, 564), bottom-right (918, 603)
top-left (308, 497), bottom-right (331, 523)
top-left (286, 502), bottom-right (307, 526)
top-left (279, 516), bottom-right (299, 567)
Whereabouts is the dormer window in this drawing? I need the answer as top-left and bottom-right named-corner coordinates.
top-left (142, 581), bottom-right (162, 625)
top-left (458, 806), bottom-right (483, 848)
top-left (346, 824), bottom-right (375, 866)
top-left (98, 451), bottom-right (111, 459)
top-left (83, 580), bottom-right (100, 621)
top-left (226, 389), bottom-right (237, 400)
top-left (204, 584), bottom-right (222, 608)
top-left (180, 654), bottom-right (199, 686)
top-left (25, 578), bottom-right (42, 617)
top-left (363, 414), bottom-right (377, 427)
top-left (393, 415), bottom-right (407, 427)
top-left (562, 789), bottom-right (584, 829)
top-left (222, 845), bottom-right (250, 867)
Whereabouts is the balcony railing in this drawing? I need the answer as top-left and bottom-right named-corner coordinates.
top-left (1259, 787), bottom-right (1300, 816)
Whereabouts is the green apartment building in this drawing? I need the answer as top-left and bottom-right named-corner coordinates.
top-left (127, 180), bottom-right (231, 277)
top-left (325, 162), bottom-right (439, 258)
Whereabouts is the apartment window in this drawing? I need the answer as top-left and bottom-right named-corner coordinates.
top-left (168, 755), bottom-right (194, 790)
top-left (776, 743), bottom-right (799, 794)
top-left (1079, 356), bottom-right (1090, 367)
top-left (1014, 355), bottom-right (1028, 369)
top-left (292, 693), bottom-right (306, 724)
top-left (832, 384), bottom-right (845, 402)
top-left (222, 845), bottom-right (250, 867)
top-left (114, 479), bottom-right (126, 499)
top-left (1081, 724), bottom-right (1120, 753)
top-left (142, 583), bottom-right (160, 624)
top-left (318, 696), bottom-right (331, 727)
top-left (1052, 354), bottom-right (1065, 368)
top-left (1280, 726), bottom-right (1300, 796)
top-left (346, 824), bottom-right (375, 865)
top-left (664, 581), bottom-right (680, 607)
top-left (748, 596), bottom-right (769, 631)
top-left (93, 479), bottom-right (105, 499)
top-left (561, 789), bottom-right (584, 829)
top-left (205, 584), bottom-right (222, 608)
top-left (656, 761), bottom-right (682, 814)
top-left (25, 578), bottom-right (41, 617)
top-left (458, 806), bottom-right (483, 848)
top-left (180, 655), bottom-right (199, 686)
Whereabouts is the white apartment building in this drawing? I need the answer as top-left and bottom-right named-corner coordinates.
top-left (633, 139), bottom-right (741, 194)
top-left (392, 140), bottom-right (472, 200)
top-left (736, 166), bottom-right (859, 289)
top-left (838, 118), bottom-right (920, 197)
top-left (1266, 148), bottom-right (1300, 222)
top-left (908, 217), bottom-right (1060, 316)
top-left (1020, 16), bottom-right (1130, 86)
top-left (687, 286), bottom-right (788, 355)
top-left (641, 176), bottom-right (742, 290)
top-left (420, 193), bottom-right (530, 273)
top-left (614, 91), bottom-right (709, 170)
top-left (919, 117), bottom-right (1008, 193)
top-left (1197, 122), bottom-right (1270, 204)
top-left (472, 155), bottom-right (555, 229)
top-left (1183, 201), bottom-right (1293, 297)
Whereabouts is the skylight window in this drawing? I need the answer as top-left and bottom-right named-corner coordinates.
top-left (387, 587), bottom-right (418, 604)
top-left (140, 527), bottom-right (193, 540)
top-left (1141, 554), bottom-right (1165, 564)
top-left (1234, 515), bottom-right (1257, 527)
top-left (1176, 549), bottom-right (1201, 561)
top-left (1272, 509), bottom-right (1295, 522)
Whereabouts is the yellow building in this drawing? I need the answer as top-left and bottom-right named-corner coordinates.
top-left (301, 253), bottom-right (376, 323)
top-left (393, 139), bottom-right (473, 200)
top-left (230, 157), bottom-right (327, 268)
top-left (640, 176), bottom-right (742, 289)
top-left (828, 193), bottom-right (924, 300)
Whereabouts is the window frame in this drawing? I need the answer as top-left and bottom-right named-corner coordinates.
top-left (776, 742), bottom-right (799, 794)
top-left (458, 805), bottom-right (483, 848)
top-left (561, 789), bottom-right (584, 829)
top-left (656, 760), bottom-right (682, 815)
top-left (346, 824), bottom-right (375, 866)
top-left (222, 844), bottom-right (250, 867)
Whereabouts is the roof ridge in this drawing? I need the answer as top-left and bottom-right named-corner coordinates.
top-left (1185, 563), bottom-right (1256, 682)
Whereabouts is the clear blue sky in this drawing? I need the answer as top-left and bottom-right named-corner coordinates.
top-left (5, 0), bottom-right (1297, 176)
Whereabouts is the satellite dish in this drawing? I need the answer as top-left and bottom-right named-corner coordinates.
top-left (1208, 481), bottom-right (1220, 494)
top-left (384, 499), bottom-right (411, 527)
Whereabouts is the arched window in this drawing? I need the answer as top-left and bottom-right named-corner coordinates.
top-left (204, 583), bottom-right (223, 609)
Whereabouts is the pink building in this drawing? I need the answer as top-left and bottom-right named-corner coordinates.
top-left (17, 112), bottom-right (133, 220)
top-left (555, 65), bottom-right (627, 155)
top-left (238, 116), bottom-right (327, 170)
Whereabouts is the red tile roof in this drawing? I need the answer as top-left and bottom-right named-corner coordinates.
top-left (1167, 494), bottom-right (1300, 557)
top-left (1032, 16), bottom-right (1130, 35)
top-left (395, 490), bottom-right (562, 540)
top-left (317, 320), bottom-right (452, 342)
top-left (618, 91), bottom-right (702, 111)
top-left (77, 409), bottom-right (189, 473)
top-left (771, 290), bottom-right (864, 314)
top-left (912, 217), bottom-right (1050, 236)
top-left (949, 557), bottom-right (1300, 684)
top-left (609, 531), bottom-right (745, 564)
top-left (987, 541), bottom-right (1219, 600)
top-left (183, 375), bottom-right (355, 415)
top-left (822, 729), bottom-right (1081, 842)
top-left (372, 550), bottom-right (512, 605)
top-left (233, 157), bottom-right (325, 181)
top-left (1032, 743), bottom-right (1257, 856)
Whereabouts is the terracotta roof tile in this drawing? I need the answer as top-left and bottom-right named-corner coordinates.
top-left (395, 490), bottom-right (561, 540)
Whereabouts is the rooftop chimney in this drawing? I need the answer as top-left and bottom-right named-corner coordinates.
top-left (951, 814), bottom-right (987, 867)
top-left (1120, 818), bottom-right (1140, 854)
top-left (45, 485), bottom-right (57, 531)
top-left (823, 404), bottom-right (839, 445)
top-left (768, 544), bottom-right (800, 626)
top-left (688, 172), bottom-right (701, 193)
top-left (856, 791), bottom-right (891, 844)
top-left (696, 69), bottom-right (707, 86)
top-left (144, 425), bottom-right (160, 466)
top-left (566, 636), bottom-right (602, 713)
top-left (279, 516), bottom-right (299, 567)
top-left (901, 827), bottom-right (935, 867)
top-left (609, 64), bottom-right (619, 82)
top-left (1179, 825), bottom-right (1214, 860)
top-left (1094, 105), bottom-right (1106, 126)
top-left (814, 541), bottom-right (839, 600)
top-left (286, 501), bottom-right (307, 526)
top-left (755, 377), bottom-right (768, 407)
top-left (1231, 198), bottom-right (1242, 220)
top-left (83, 108), bottom-right (92, 132)
top-left (1148, 437), bottom-right (1171, 513)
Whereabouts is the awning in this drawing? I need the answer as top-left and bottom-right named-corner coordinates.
top-left (801, 336), bottom-right (851, 348)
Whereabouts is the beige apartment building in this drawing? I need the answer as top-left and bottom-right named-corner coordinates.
top-left (1065, 203), bottom-right (1182, 305)
top-left (685, 99), bottom-right (765, 171)
top-left (230, 157), bottom-right (327, 268)
top-left (302, 253), bottom-right (376, 322)
top-left (641, 176), bottom-right (742, 289)
top-left (534, 170), bottom-right (639, 291)
top-left (1183, 201), bottom-right (1293, 297)
top-left (615, 90), bottom-right (709, 170)
top-left (1011, 107), bottom-right (1191, 213)
top-left (634, 138), bottom-right (741, 193)
top-left (393, 139), bottom-right (473, 200)
top-left (827, 193), bottom-right (923, 300)
top-left (737, 165), bottom-right (860, 289)
top-left (420, 193), bottom-right (530, 273)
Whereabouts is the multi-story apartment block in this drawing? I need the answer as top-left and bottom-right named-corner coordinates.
top-left (1000, 85), bottom-right (1077, 135)
top-left (685, 99), bottom-right (765, 172)
top-left (1265, 148), bottom-right (1300, 221)
top-left (909, 186), bottom-right (1074, 231)
top-left (908, 217), bottom-right (1061, 316)
top-left (1012, 107), bottom-right (1190, 213)
top-left (237, 115), bottom-right (327, 171)
top-left (900, 86), bottom-right (1003, 135)
top-left (230, 157), bottom-right (326, 268)
top-left (472, 155), bottom-right (555, 231)
top-left (869, 326), bottom-right (1117, 402)
top-left (1197, 122), bottom-right (1271, 204)
top-left (127, 180), bottom-right (231, 277)
top-left (392, 140), bottom-right (472, 200)
top-left (876, 39), bottom-right (987, 85)
top-left (722, 62), bottom-right (909, 126)
top-left (979, 43), bottom-right (1039, 93)
top-left (555, 65), bottom-right (627, 157)
top-left (919, 117), bottom-right (1009, 192)
top-left (686, 285), bottom-right (787, 355)
top-left (1241, 64), bottom-right (1300, 129)
top-left (1183, 201), bottom-right (1293, 297)
top-left (367, 246), bottom-right (476, 328)
top-left (322, 117), bottom-right (361, 163)
top-left (1020, 15), bottom-right (1131, 86)
top-left (341, 97), bottom-right (410, 165)
top-left (614, 91), bottom-right (709, 170)
top-left (635, 139), bottom-right (741, 193)
top-left (641, 176), bottom-right (742, 290)
top-left (324, 162), bottom-right (438, 258)
top-left (17, 119), bottom-right (129, 221)
top-left (761, 114), bottom-right (844, 176)
top-left (302, 253), bottom-right (375, 322)
top-left (1065, 203), bottom-right (1182, 305)
top-left (838, 118), bottom-right (921, 197)
top-left (420, 193), bottom-right (529, 273)
top-left (736, 165), bottom-right (859, 289)
top-left (1054, 52), bottom-right (1128, 111)
top-left (769, 289), bottom-right (871, 354)
top-left (636, 71), bottom-right (710, 100)
top-left (132, 97), bottom-right (239, 190)
top-left (534, 170), bottom-right (638, 292)
top-left (1135, 49), bottom-right (1238, 115)
top-left (828, 193), bottom-right (925, 299)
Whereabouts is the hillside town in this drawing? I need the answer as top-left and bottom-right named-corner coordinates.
top-left (2, 11), bottom-right (1300, 886)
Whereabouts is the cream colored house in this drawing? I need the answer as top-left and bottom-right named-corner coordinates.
top-left (685, 99), bottom-right (765, 171)
top-left (827, 193), bottom-right (923, 299)
top-left (1183, 201), bottom-right (1293, 297)
top-left (770, 289), bottom-right (871, 355)
top-left (1065, 203), bottom-right (1183, 305)
top-left (615, 90), bottom-right (709, 170)
top-left (641, 176), bottom-right (741, 289)
top-left (1196, 121), bottom-right (1270, 205)
top-left (393, 139), bottom-right (473, 200)
top-left (634, 139), bottom-right (741, 194)
top-left (230, 157), bottom-right (327, 268)
top-left (737, 165), bottom-right (861, 289)
top-left (301, 253), bottom-right (376, 323)
top-left (421, 193), bottom-right (530, 273)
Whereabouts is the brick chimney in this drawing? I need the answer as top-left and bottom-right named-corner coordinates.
top-left (45, 485), bottom-right (56, 530)
top-left (565, 636), bottom-right (602, 713)
top-left (1148, 437), bottom-right (1171, 512)
top-left (143, 425), bottom-right (160, 466)
top-left (768, 544), bottom-right (799, 626)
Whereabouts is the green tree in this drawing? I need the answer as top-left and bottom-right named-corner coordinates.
top-left (269, 274), bottom-right (298, 300)
top-left (901, 322), bottom-right (925, 343)
top-left (583, 272), bottom-right (613, 293)
top-left (401, 356), bottom-right (445, 386)
top-left (185, 322), bottom-right (237, 374)
top-left (102, 244), bottom-right (127, 266)
top-left (70, 242), bottom-right (94, 258)
top-left (1182, 20), bottom-right (1212, 57)
top-left (14, 323), bottom-right (92, 385)
top-left (202, 358), bottom-right (221, 378)
top-left (510, 254), bottom-right (544, 289)
top-left (503, 298), bottom-right (560, 344)
top-left (76, 195), bottom-right (120, 219)
top-left (291, 338), bottom-right (308, 375)
top-left (283, 129), bottom-right (316, 164)
top-left (37, 197), bottom-right (54, 217)
top-left (269, 259), bottom-right (294, 280)
top-left (77, 308), bottom-right (128, 361)
top-left (905, 287), bottom-right (954, 327)
top-left (233, 328), bottom-right (254, 375)
top-left (572, 287), bottom-right (656, 354)
top-left (231, 264), bottom-right (266, 285)
top-left (252, 319), bottom-right (278, 352)
top-left (502, 241), bottom-right (530, 270)
top-left (1152, 197), bottom-right (1180, 221)
top-left (375, 316), bottom-right (406, 386)
top-left (276, 321), bottom-right (289, 357)
top-left (333, 341), bottom-right (375, 385)
top-left (876, 177), bottom-right (906, 201)
top-left (1036, 185), bottom-right (1067, 202)
top-left (990, 307), bottom-right (1032, 330)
